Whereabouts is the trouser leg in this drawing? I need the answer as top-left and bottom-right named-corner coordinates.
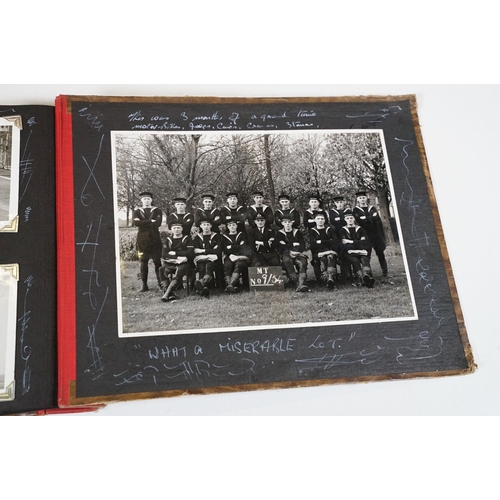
top-left (375, 246), bottom-right (388, 276)
top-left (361, 255), bottom-right (375, 288)
top-left (161, 277), bottom-right (179, 302)
top-left (325, 254), bottom-right (337, 289)
top-left (312, 258), bottom-right (322, 281)
top-left (139, 255), bottom-right (150, 291)
top-left (282, 255), bottom-right (298, 281)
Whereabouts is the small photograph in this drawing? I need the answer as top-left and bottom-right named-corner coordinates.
top-left (0, 116), bottom-right (21, 232)
top-left (112, 130), bottom-right (417, 337)
top-left (0, 264), bottom-right (18, 401)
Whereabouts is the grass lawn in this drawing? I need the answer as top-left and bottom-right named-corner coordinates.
top-left (119, 244), bottom-right (415, 335)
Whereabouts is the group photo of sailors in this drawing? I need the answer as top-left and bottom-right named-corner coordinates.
top-left (132, 188), bottom-right (390, 304)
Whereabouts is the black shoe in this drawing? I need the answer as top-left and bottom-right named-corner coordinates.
top-left (225, 284), bottom-right (235, 294)
top-left (201, 287), bottom-right (210, 298)
top-left (168, 293), bottom-right (178, 302)
top-left (326, 278), bottom-right (335, 290)
top-left (140, 283), bottom-right (149, 292)
top-left (194, 280), bottom-right (203, 291)
top-left (363, 274), bottom-right (375, 288)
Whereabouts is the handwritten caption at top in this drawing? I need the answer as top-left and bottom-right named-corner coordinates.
top-left (127, 109), bottom-right (319, 131)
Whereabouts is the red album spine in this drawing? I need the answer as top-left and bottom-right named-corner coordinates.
top-left (55, 95), bottom-right (77, 408)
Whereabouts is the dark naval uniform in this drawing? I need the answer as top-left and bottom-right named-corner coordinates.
top-left (159, 234), bottom-right (194, 302)
top-left (193, 231), bottom-right (223, 294)
top-left (246, 204), bottom-right (274, 228)
top-left (339, 223), bottom-right (375, 288)
top-left (222, 231), bottom-right (252, 292)
top-left (167, 212), bottom-right (194, 236)
top-left (274, 207), bottom-right (301, 230)
top-left (328, 207), bottom-right (347, 236)
top-left (133, 205), bottom-right (163, 289)
top-left (194, 207), bottom-right (222, 233)
top-left (353, 205), bottom-right (387, 276)
top-left (247, 225), bottom-right (280, 267)
top-left (303, 208), bottom-right (329, 229)
top-left (277, 227), bottom-right (309, 291)
top-left (309, 225), bottom-right (339, 285)
top-left (220, 205), bottom-right (247, 233)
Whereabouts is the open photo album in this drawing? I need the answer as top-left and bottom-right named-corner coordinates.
top-left (0, 94), bottom-right (474, 415)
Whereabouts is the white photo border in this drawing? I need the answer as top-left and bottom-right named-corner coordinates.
top-left (0, 264), bottom-right (18, 401)
top-left (0, 116), bottom-right (21, 233)
top-left (111, 129), bottom-right (418, 338)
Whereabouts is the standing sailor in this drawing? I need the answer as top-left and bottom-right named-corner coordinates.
top-left (194, 194), bottom-right (222, 233)
top-left (220, 192), bottom-right (247, 234)
top-left (353, 190), bottom-right (388, 277)
top-left (246, 190), bottom-right (274, 228)
top-left (132, 191), bottom-right (163, 292)
top-left (167, 197), bottom-right (194, 237)
top-left (274, 193), bottom-right (301, 230)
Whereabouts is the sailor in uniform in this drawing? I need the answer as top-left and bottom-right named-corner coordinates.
top-left (167, 197), bottom-right (194, 237)
top-left (159, 222), bottom-right (194, 302)
top-left (339, 209), bottom-right (375, 288)
top-left (246, 190), bottom-right (274, 228)
top-left (352, 190), bottom-right (388, 277)
top-left (194, 194), bottom-right (222, 233)
top-left (193, 218), bottom-right (223, 298)
top-left (309, 213), bottom-right (339, 289)
top-left (274, 193), bottom-right (301, 230)
top-left (277, 215), bottom-right (309, 292)
top-left (221, 220), bottom-right (251, 293)
top-left (247, 213), bottom-right (280, 267)
top-left (219, 192), bottom-right (247, 234)
top-left (132, 191), bottom-right (163, 292)
top-left (303, 193), bottom-right (329, 230)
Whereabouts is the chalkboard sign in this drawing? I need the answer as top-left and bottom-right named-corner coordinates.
top-left (55, 94), bottom-right (474, 409)
top-left (248, 267), bottom-right (285, 292)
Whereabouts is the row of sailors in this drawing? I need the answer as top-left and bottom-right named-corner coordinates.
top-left (133, 190), bottom-right (387, 297)
top-left (165, 191), bottom-right (369, 236)
top-left (158, 210), bottom-right (376, 302)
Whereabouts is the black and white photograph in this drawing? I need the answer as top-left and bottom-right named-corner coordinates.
top-left (112, 130), bottom-right (417, 337)
top-left (0, 116), bottom-right (20, 232)
top-left (0, 264), bottom-right (18, 401)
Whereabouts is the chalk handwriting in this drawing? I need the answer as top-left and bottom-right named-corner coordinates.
top-left (346, 106), bottom-right (402, 122)
top-left (17, 275), bottom-right (35, 395)
top-left (124, 108), bottom-right (320, 132)
top-left (297, 110), bottom-right (316, 118)
top-left (77, 215), bottom-right (103, 310)
top-left (77, 215), bottom-right (108, 379)
top-left (384, 331), bottom-right (444, 365)
top-left (78, 107), bottom-right (104, 131)
top-left (27, 117), bottom-right (36, 127)
top-left (24, 206), bottom-right (31, 222)
top-left (308, 333), bottom-right (357, 350)
top-left (149, 345), bottom-right (187, 359)
top-left (128, 110), bottom-right (144, 122)
top-left (219, 337), bottom-right (295, 355)
top-left (296, 346), bottom-right (384, 372)
top-left (80, 134), bottom-right (106, 206)
top-left (19, 129), bottom-right (34, 202)
top-left (113, 358), bottom-right (256, 386)
top-left (396, 137), bottom-right (447, 328)
top-left (285, 121), bottom-right (316, 129)
top-left (84, 287), bottom-right (108, 380)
